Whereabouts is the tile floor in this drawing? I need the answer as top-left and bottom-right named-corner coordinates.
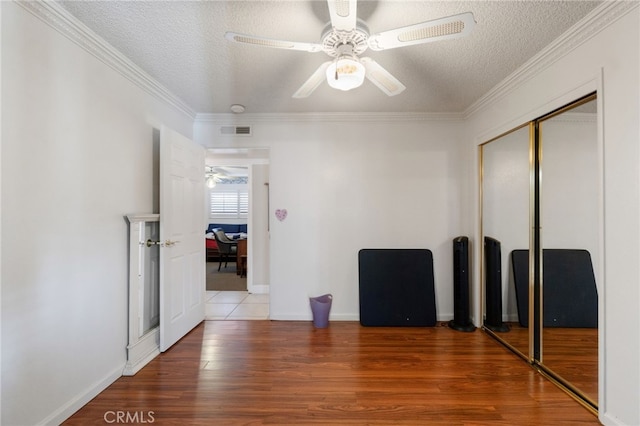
top-left (205, 290), bottom-right (269, 320)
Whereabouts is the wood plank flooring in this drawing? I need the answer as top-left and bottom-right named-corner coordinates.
top-left (491, 322), bottom-right (598, 401)
top-left (64, 321), bottom-right (600, 425)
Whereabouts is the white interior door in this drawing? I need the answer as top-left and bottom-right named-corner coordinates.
top-left (159, 125), bottom-right (205, 352)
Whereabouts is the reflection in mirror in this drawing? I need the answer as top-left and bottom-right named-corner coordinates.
top-left (539, 95), bottom-right (598, 406)
top-left (481, 125), bottom-right (531, 359)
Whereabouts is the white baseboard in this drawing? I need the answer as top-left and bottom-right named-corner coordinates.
top-left (249, 284), bottom-right (269, 294)
top-left (269, 313), bottom-right (454, 322)
top-left (123, 327), bottom-right (160, 376)
top-left (600, 411), bottom-right (627, 426)
top-left (269, 313), bottom-right (359, 321)
top-left (38, 365), bottom-right (123, 425)
top-left (39, 330), bottom-right (161, 424)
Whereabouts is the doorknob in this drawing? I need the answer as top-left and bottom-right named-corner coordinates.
top-left (145, 239), bottom-right (162, 247)
top-left (143, 239), bottom-right (179, 247)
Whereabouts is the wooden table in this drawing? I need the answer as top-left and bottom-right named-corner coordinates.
top-left (236, 238), bottom-right (247, 277)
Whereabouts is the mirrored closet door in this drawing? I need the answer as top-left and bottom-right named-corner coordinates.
top-left (480, 93), bottom-right (599, 413)
top-left (480, 124), bottom-right (532, 360)
top-left (538, 94), bottom-right (599, 408)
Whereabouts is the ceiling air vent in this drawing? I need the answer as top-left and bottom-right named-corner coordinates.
top-left (220, 125), bottom-right (252, 136)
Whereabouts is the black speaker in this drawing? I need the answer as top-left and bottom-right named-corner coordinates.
top-left (511, 249), bottom-right (598, 328)
top-left (358, 249), bottom-right (437, 327)
top-left (484, 237), bottom-right (509, 332)
top-left (449, 236), bottom-right (475, 332)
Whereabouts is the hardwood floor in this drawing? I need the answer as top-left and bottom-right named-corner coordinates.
top-left (489, 322), bottom-right (598, 402)
top-left (64, 321), bottom-right (600, 425)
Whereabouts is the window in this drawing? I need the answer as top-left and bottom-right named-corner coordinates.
top-left (209, 189), bottom-right (248, 218)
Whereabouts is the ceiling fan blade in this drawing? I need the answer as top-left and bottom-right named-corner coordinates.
top-left (292, 61), bottom-right (332, 98)
top-left (367, 12), bottom-right (476, 51)
top-left (327, 0), bottom-right (358, 32)
top-left (225, 32), bottom-right (323, 53)
top-left (361, 57), bottom-right (406, 97)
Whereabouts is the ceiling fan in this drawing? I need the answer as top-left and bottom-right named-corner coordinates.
top-left (225, 0), bottom-right (476, 98)
top-left (205, 167), bottom-right (225, 188)
top-left (205, 166), bottom-right (248, 188)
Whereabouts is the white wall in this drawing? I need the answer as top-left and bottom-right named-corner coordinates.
top-left (0, 3), bottom-right (194, 425)
top-left (466, 4), bottom-right (640, 424)
top-left (2, 1), bottom-right (638, 425)
top-left (249, 163), bottom-right (270, 293)
top-left (195, 117), bottom-right (468, 322)
top-left (542, 114), bottom-right (599, 265)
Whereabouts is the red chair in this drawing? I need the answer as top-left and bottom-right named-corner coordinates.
top-left (205, 237), bottom-right (219, 262)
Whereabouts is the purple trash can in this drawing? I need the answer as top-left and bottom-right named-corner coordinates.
top-left (309, 294), bottom-right (332, 328)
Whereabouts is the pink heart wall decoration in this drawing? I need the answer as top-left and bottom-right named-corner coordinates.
top-left (275, 209), bottom-right (288, 221)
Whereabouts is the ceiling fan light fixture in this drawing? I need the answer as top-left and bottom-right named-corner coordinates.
top-left (227, 3), bottom-right (476, 98)
top-left (325, 56), bottom-right (365, 91)
top-left (230, 104), bottom-right (245, 113)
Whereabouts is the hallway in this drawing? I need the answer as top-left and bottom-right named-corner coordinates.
top-left (205, 290), bottom-right (269, 320)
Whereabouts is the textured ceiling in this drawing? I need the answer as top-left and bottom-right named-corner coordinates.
top-left (58, 1), bottom-right (602, 114)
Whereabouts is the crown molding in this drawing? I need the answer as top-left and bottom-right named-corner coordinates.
top-left (194, 111), bottom-right (464, 125)
top-left (464, 0), bottom-right (638, 119)
top-left (16, 0), bottom-right (196, 120)
top-left (551, 112), bottom-right (597, 123)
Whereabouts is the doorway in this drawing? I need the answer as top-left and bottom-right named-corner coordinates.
top-left (204, 148), bottom-right (270, 320)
